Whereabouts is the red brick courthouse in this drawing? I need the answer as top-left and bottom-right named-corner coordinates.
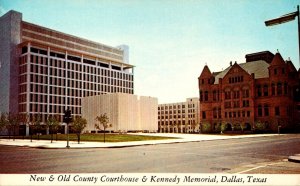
top-left (198, 51), bottom-right (300, 133)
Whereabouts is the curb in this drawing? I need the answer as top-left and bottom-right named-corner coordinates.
top-left (0, 134), bottom-right (287, 149)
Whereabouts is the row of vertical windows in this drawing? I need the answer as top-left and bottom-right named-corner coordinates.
top-left (229, 76), bottom-right (244, 84)
top-left (213, 107), bottom-right (221, 119)
top-left (257, 105), bottom-right (269, 117)
top-left (225, 89), bottom-right (249, 100)
top-left (256, 83), bottom-right (288, 97)
top-left (199, 91), bottom-right (209, 101)
top-left (224, 100), bottom-right (250, 108)
top-left (20, 48), bottom-right (134, 118)
top-left (29, 54), bottom-right (133, 80)
top-left (29, 62), bottom-right (133, 81)
top-left (159, 115), bottom-right (186, 120)
top-left (26, 46), bottom-right (120, 70)
top-left (273, 68), bottom-right (285, 75)
top-left (201, 89), bottom-right (250, 102)
top-left (200, 78), bottom-right (213, 85)
top-left (212, 90), bottom-right (220, 101)
top-left (158, 104), bottom-right (186, 110)
top-left (159, 120), bottom-right (186, 125)
top-left (225, 111), bottom-right (251, 118)
top-left (159, 110), bottom-right (186, 115)
top-left (202, 110), bottom-right (252, 119)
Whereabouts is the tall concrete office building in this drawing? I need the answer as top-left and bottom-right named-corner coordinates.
top-left (0, 10), bottom-right (134, 133)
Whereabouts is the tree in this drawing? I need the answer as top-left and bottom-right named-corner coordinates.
top-left (19, 113), bottom-right (30, 139)
top-left (232, 123), bottom-right (242, 131)
top-left (32, 114), bottom-right (42, 140)
top-left (7, 113), bottom-right (20, 141)
top-left (0, 113), bottom-right (8, 134)
top-left (52, 115), bottom-right (61, 141)
top-left (240, 122), bottom-right (247, 132)
top-left (255, 120), bottom-right (266, 132)
top-left (220, 122), bottom-right (227, 134)
top-left (72, 116), bottom-right (87, 144)
top-left (95, 113), bottom-right (112, 143)
top-left (46, 115), bottom-right (60, 143)
top-left (200, 122), bottom-right (211, 133)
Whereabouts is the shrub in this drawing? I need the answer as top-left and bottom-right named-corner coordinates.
top-left (220, 122), bottom-right (227, 132)
top-left (255, 120), bottom-right (266, 132)
top-left (214, 123), bottom-right (221, 133)
top-left (233, 123), bottom-right (242, 131)
top-left (201, 122), bottom-right (211, 133)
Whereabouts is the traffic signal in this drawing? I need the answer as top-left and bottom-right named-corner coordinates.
top-left (63, 109), bottom-right (72, 123)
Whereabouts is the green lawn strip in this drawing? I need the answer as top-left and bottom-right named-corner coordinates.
top-left (13, 133), bottom-right (177, 142)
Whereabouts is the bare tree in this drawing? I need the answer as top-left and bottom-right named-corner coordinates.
top-left (72, 116), bottom-right (87, 144)
top-left (95, 113), bottom-right (111, 143)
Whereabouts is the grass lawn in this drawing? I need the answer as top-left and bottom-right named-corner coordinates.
top-left (13, 133), bottom-right (177, 142)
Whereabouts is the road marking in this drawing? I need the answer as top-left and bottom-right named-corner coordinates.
top-left (235, 161), bottom-right (284, 174)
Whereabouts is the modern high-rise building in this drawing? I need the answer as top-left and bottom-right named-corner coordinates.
top-left (0, 10), bottom-right (134, 134)
top-left (198, 51), bottom-right (300, 133)
top-left (158, 98), bottom-right (200, 133)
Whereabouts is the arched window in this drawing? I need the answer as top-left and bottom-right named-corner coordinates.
top-left (258, 105), bottom-right (262, 117)
top-left (213, 90), bottom-right (217, 101)
top-left (277, 82), bottom-right (282, 95)
top-left (225, 89), bottom-right (231, 99)
top-left (263, 84), bottom-right (268, 96)
top-left (257, 85), bottom-right (262, 97)
top-left (271, 83), bottom-right (276, 95)
top-left (204, 91), bottom-right (208, 101)
top-left (284, 82), bottom-right (288, 95)
top-left (213, 108), bottom-right (217, 118)
top-left (264, 104), bottom-right (269, 116)
top-left (200, 91), bottom-right (203, 102)
top-left (242, 87), bottom-right (249, 98)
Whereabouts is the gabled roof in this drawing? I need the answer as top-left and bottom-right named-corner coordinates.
top-left (213, 60), bottom-right (270, 84)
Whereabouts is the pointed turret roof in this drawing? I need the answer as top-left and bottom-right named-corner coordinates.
top-left (270, 53), bottom-right (286, 66)
top-left (200, 65), bottom-right (212, 78)
top-left (286, 59), bottom-right (297, 72)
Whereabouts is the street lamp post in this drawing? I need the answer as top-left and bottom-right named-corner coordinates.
top-left (265, 5), bottom-right (300, 67)
top-left (63, 108), bottom-right (72, 148)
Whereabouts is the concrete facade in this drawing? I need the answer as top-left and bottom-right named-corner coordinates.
top-left (198, 51), bottom-right (300, 133)
top-left (0, 10), bottom-right (22, 114)
top-left (158, 98), bottom-right (200, 133)
top-left (82, 93), bottom-right (158, 133)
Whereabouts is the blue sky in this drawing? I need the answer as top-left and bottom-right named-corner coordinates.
top-left (1, 0), bottom-right (299, 103)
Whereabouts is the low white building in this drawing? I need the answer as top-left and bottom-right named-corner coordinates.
top-left (82, 93), bottom-right (158, 133)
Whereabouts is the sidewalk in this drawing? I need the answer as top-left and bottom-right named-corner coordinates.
top-left (288, 154), bottom-right (300, 163)
top-left (0, 133), bottom-right (280, 149)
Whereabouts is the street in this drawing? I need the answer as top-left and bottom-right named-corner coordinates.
top-left (0, 134), bottom-right (300, 173)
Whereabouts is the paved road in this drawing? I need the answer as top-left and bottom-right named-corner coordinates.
top-left (1, 134), bottom-right (300, 173)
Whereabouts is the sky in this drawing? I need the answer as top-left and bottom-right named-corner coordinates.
top-left (1, 0), bottom-right (299, 103)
